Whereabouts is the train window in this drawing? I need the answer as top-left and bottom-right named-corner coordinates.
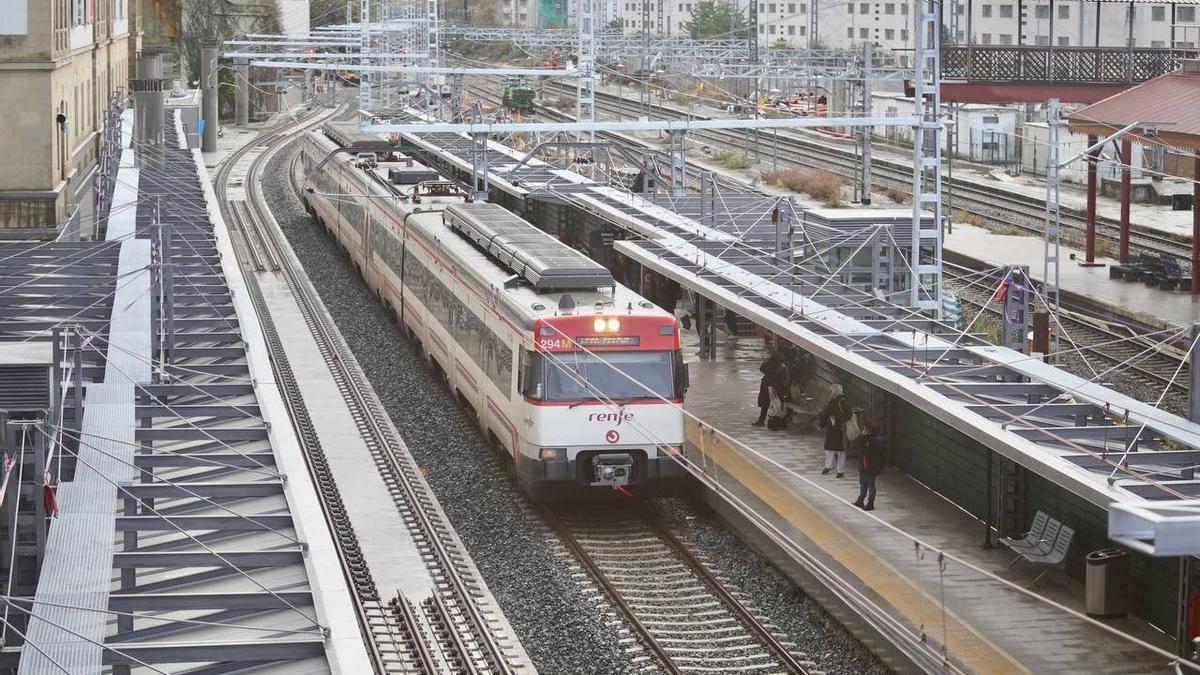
top-left (537, 351), bottom-right (674, 402)
top-left (519, 349), bottom-right (542, 399)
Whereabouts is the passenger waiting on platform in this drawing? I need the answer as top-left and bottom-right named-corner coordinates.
top-left (752, 342), bottom-right (789, 428)
top-left (854, 422), bottom-right (885, 511)
top-left (724, 309), bottom-right (740, 335)
top-left (819, 384), bottom-right (851, 477)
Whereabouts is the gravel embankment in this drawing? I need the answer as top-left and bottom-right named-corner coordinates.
top-left (262, 142), bottom-right (893, 675)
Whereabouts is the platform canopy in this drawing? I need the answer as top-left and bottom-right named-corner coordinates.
top-left (1067, 60), bottom-right (1200, 151)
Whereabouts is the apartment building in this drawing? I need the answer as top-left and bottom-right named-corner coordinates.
top-left (621, 0), bottom-right (1199, 52)
top-left (621, 0), bottom-right (752, 37)
top-left (0, 0), bottom-right (137, 237)
top-left (497, 0), bottom-right (545, 27)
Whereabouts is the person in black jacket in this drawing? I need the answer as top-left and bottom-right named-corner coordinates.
top-left (752, 343), bottom-right (788, 427)
top-left (818, 384), bottom-right (851, 477)
top-left (854, 421), bottom-right (885, 511)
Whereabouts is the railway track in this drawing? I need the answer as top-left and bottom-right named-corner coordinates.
top-left (215, 103), bottom-right (526, 674)
top-left (536, 81), bottom-right (1190, 262)
top-left (544, 504), bottom-right (813, 675)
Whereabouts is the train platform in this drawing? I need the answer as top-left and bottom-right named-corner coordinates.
top-left (944, 222), bottom-right (1200, 330)
top-left (679, 333), bottom-right (1178, 675)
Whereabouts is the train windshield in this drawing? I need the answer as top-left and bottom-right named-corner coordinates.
top-left (534, 350), bottom-right (677, 402)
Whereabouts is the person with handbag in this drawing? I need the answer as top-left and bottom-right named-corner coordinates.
top-left (818, 384), bottom-right (852, 477)
top-left (752, 342), bottom-right (788, 428)
top-left (854, 421), bottom-right (885, 511)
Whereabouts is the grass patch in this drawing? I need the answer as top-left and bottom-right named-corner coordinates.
top-left (714, 150), bottom-right (753, 170)
top-left (992, 225), bottom-right (1027, 236)
top-left (668, 92), bottom-right (698, 107)
top-left (880, 186), bottom-right (909, 204)
top-left (952, 209), bottom-right (983, 226)
top-left (761, 168), bottom-right (845, 206)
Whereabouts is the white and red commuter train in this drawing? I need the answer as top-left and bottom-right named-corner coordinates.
top-left (299, 127), bottom-right (687, 498)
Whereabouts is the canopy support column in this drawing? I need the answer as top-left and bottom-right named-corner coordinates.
top-left (1119, 137), bottom-right (1132, 263)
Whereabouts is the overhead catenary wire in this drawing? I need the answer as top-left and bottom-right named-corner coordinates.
top-left (0, 596), bottom-right (171, 675)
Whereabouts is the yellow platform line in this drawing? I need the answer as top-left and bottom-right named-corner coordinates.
top-left (687, 420), bottom-right (1029, 675)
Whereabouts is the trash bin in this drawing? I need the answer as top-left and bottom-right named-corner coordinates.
top-left (1085, 548), bottom-right (1129, 618)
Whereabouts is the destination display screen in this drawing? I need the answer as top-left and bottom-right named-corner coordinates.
top-left (576, 335), bottom-right (641, 348)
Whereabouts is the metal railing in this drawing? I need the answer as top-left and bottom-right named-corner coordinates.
top-left (942, 46), bottom-right (1200, 83)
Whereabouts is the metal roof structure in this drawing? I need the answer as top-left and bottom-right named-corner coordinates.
top-left (1, 111), bottom-right (356, 672)
top-left (1067, 61), bottom-right (1200, 150)
top-left (398, 115), bottom-right (1200, 513)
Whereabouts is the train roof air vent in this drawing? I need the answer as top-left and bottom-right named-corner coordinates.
top-left (443, 203), bottom-right (615, 293)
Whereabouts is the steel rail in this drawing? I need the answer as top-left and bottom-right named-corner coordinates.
top-left (213, 102), bottom-right (406, 674)
top-left (234, 104), bottom-right (521, 674)
top-left (538, 505), bottom-right (684, 675)
top-left (541, 504), bottom-right (811, 675)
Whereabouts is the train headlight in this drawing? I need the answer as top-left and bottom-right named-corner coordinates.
top-left (539, 448), bottom-right (565, 460)
top-left (606, 318), bottom-right (620, 332)
top-left (593, 318), bottom-right (606, 332)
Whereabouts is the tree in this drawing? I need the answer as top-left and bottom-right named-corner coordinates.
top-left (309, 0), bottom-right (352, 25)
top-left (683, 0), bottom-right (749, 39)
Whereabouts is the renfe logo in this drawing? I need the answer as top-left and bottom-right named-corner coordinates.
top-left (589, 411), bottom-right (634, 426)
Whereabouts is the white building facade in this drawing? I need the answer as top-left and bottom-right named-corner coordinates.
top-left (620, 0), bottom-right (1200, 51)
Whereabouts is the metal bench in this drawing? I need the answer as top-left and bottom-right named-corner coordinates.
top-left (782, 380), bottom-right (825, 430)
top-left (1019, 524), bottom-right (1075, 586)
top-left (999, 510), bottom-right (1050, 555)
top-left (1110, 253), bottom-right (1158, 282)
top-left (1156, 254), bottom-right (1191, 291)
top-left (1004, 516), bottom-right (1061, 567)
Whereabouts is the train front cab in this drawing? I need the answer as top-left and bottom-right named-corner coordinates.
top-left (514, 315), bottom-right (689, 500)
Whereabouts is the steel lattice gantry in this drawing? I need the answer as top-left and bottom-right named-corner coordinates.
top-left (5, 112), bottom-right (349, 673)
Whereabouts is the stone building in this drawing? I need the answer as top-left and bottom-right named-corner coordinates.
top-left (0, 0), bottom-right (138, 238)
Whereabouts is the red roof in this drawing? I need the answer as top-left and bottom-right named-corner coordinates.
top-left (1067, 66), bottom-right (1200, 150)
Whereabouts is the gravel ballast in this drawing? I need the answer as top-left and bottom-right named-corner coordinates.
top-left (261, 141), bottom-right (893, 675)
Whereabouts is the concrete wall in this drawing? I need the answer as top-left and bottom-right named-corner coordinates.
top-left (870, 93), bottom-right (1019, 163)
top-left (1021, 122), bottom-right (1144, 184)
top-left (276, 0), bottom-right (311, 35)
